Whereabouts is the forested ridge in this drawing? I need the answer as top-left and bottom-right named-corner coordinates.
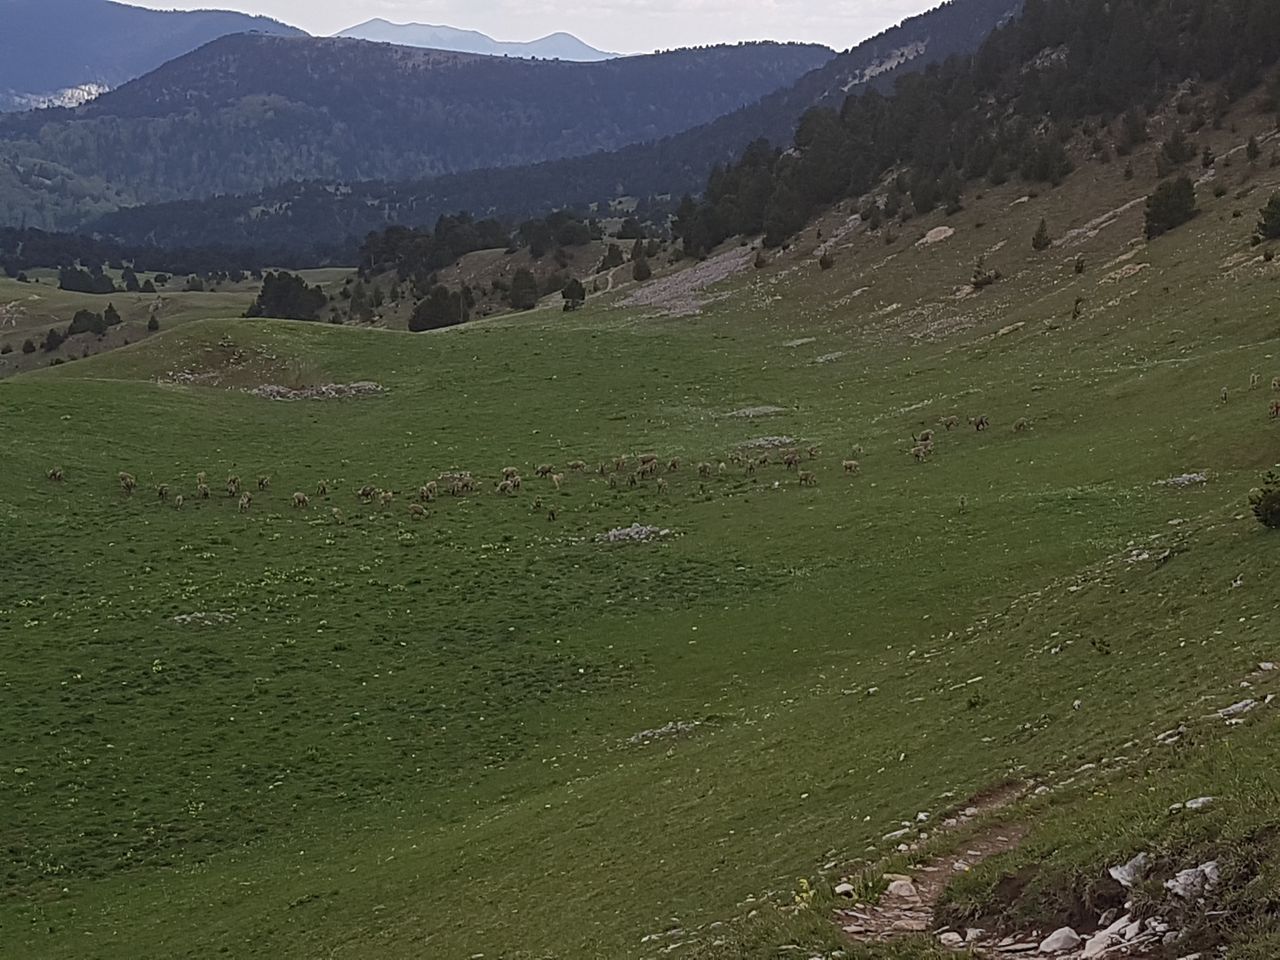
top-left (674, 0), bottom-right (1280, 253)
top-left (0, 36), bottom-right (830, 230)
top-left (83, 0), bottom-right (1020, 258)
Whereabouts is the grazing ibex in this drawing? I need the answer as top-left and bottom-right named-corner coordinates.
top-left (292, 492), bottom-right (310, 508)
top-left (316, 480), bottom-right (329, 496)
top-left (970, 416), bottom-right (990, 431)
top-left (257, 476), bottom-right (270, 491)
top-left (47, 466), bottom-right (64, 482)
top-left (842, 459), bottom-right (860, 474)
top-left (238, 493), bottom-right (253, 513)
top-left (1013, 417), bottom-right (1030, 433)
top-left (939, 416), bottom-right (960, 431)
top-left (196, 483), bottom-right (210, 499)
top-left (157, 483), bottom-right (169, 501)
top-left (408, 503), bottom-right (426, 519)
top-left (798, 470), bottom-right (818, 487)
top-left (174, 495), bottom-right (184, 509)
top-left (551, 473), bottom-right (565, 490)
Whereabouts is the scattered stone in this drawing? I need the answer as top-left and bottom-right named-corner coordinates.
top-left (1259, 662), bottom-right (1277, 672)
top-left (248, 381), bottom-right (385, 401)
top-left (171, 610), bottom-right (236, 626)
top-left (1183, 796), bottom-right (1215, 811)
top-left (1218, 699), bottom-right (1258, 719)
top-left (1108, 852), bottom-right (1150, 888)
top-left (834, 882), bottom-right (855, 898)
top-left (1165, 861), bottom-right (1218, 899)
top-left (783, 337), bottom-right (817, 348)
top-left (886, 879), bottom-right (919, 899)
top-left (628, 720), bottom-right (700, 744)
top-left (727, 405), bottom-right (786, 419)
top-left (890, 917), bottom-right (928, 932)
top-left (1156, 472), bottom-right (1208, 488)
top-left (939, 931), bottom-right (964, 947)
top-left (595, 523), bottom-right (672, 544)
top-left (1038, 927), bottom-right (1081, 953)
top-left (917, 226), bottom-right (956, 246)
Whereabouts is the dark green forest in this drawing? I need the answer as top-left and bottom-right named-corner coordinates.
top-left (674, 0), bottom-right (1280, 254)
top-left (82, 0), bottom-right (1019, 259)
top-left (0, 36), bottom-right (831, 230)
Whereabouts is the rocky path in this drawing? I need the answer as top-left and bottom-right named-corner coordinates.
top-left (834, 784), bottom-right (1028, 950)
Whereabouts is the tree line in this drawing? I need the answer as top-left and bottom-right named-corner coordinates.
top-left (673, 0), bottom-right (1280, 255)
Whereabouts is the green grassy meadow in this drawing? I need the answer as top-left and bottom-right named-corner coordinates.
top-left (2, 115), bottom-right (1280, 959)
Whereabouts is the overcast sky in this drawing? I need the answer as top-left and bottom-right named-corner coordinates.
top-left (129, 1), bottom-right (942, 55)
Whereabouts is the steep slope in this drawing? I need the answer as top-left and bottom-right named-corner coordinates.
top-left (0, 36), bottom-right (832, 230)
top-left (335, 20), bottom-right (617, 61)
top-left (88, 0), bottom-right (1019, 258)
top-left (0, 0), bottom-right (303, 112)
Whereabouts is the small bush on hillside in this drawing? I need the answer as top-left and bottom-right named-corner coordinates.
top-left (972, 254), bottom-right (1000, 290)
top-left (1256, 193), bottom-right (1280, 241)
top-left (818, 252), bottom-right (834, 271)
top-left (561, 278), bottom-right (586, 311)
top-left (147, 316), bottom-right (160, 332)
top-left (1250, 470), bottom-right (1280, 529)
top-left (41, 327), bottom-right (65, 352)
top-left (1247, 136), bottom-right (1262, 163)
top-left (632, 257), bottom-right (652, 282)
top-left (0, 342), bottom-right (11, 354)
top-left (409, 284), bottom-right (470, 330)
top-left (22, 338), bottom-right (35, 354)
top-left (508, 269), bottom-right (540, 310)
top-left (1161, 128), bottom-right (1197, 167)
top-left (597, 244), bottom-right (624, 273)
top-left (67, 309), bottom-right (106, 337)
top-left (1145, 177), bottom-right (1198, 239)
top-left (1031, 218), bottom-right (1052, 252)
top-left (245, 271), bottom-right (326, 321)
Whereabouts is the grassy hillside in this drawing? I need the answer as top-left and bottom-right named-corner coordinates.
top-left (0, 269), bottom-right (342, 377)
top-left (2, 97), bottom-right (1279, 960)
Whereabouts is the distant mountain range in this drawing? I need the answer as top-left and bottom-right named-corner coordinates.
top-left (0, 0), bottom-right (303, 112)
top-left (335, 20), bottom-right (617, 61)
top-left (86, 0), bottom-right (1021, 259)
top-left (0, 36), bottom-right (832, 230)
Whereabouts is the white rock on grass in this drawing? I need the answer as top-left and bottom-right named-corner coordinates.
top-left (1184, 796), bottom-right (1215, 811)
top-left (834, 882), bottom-right (855, 898)
top-left (595, 523), bottom-right (672, 544)
top-left (1165, 861), bottom-right (1219, 899)
top-left (1218, 699), bottom-right (1258, 718)
top-left (885, 879), bottom-right (919, 899)
top-left (1038, 927), bottom-right (1081, 953)
top-left (1108, 852), bottom-right (1150, 888)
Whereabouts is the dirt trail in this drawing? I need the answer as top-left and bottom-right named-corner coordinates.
top-left (834, 784), bottom-right (1028, 949)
